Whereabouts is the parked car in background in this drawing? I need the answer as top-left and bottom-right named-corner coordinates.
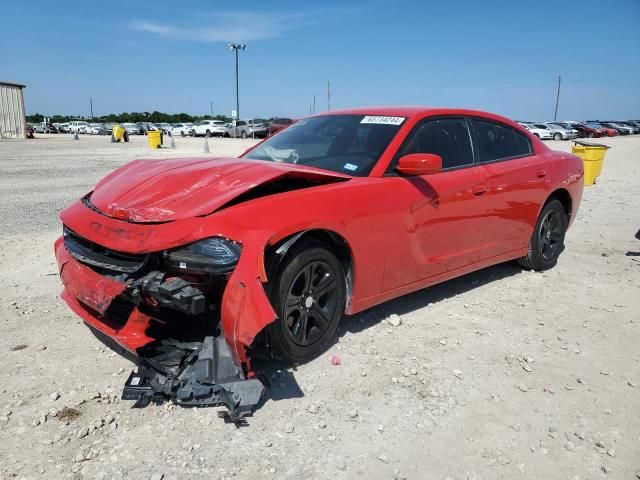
top-left (519, 123), bottom-right (552, 139)
top-left (137, 123), bottom-right (159, 135)
top-left (227, 119), bottom-right (268, 138)
top-left (56, 123), bottom-right (70, 133)
top-left (122, 123), bottom-right (142, 135)
top-left (34, 122), bottom-right (58, 134)
top-left (69, 121), bottom-right (90, 134)
top-left (268, 117), bottom-right (295, 136)
top-left (194, 120), bottom-right (227, 137)
top-left (538, 123), bottom-right (578, 140)
top-left (561, 122), bottom-right (603, 138)
top-left (155, 123), bottom-right (173, 134)
top-left (600, 122), bottom-right (632, 135)
top-left (85, 123), bottom-right (101, 135)
top-left (170, 123), bottom-right (195, 137)
top-left (96, 124), bottom-right (113, 135)
top-left (616, 121), bottom-right (640, 134)
top-left (585, 122), bottom-right (618, 137)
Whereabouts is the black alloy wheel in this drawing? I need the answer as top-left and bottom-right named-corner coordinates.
top-left (518, 199), bottom-right (568, 271)
top-left (538, 209), bottom-right (564, 261)
top-left (268, 240), bottom-right (345, 363)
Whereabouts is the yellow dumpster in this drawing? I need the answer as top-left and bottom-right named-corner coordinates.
top-left (113, 125), bottom-right (125, 142)
top-left (148, 130), bottom-right (162, 149)
top-left (571, 141), bottom-right (610, 186)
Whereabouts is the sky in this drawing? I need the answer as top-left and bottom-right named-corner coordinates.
top-left (3, 0), bottom-right (639, 121)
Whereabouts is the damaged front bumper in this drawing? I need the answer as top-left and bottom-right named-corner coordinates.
top-left (55, 235), bottom-right (266, 419)
top-left (123, 336), bottom-right (264, 420)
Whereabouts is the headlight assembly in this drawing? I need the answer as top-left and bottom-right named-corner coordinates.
top-left (164, 237), bottom-right (241, 274)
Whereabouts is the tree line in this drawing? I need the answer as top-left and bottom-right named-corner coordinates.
top-left (26, 111), bottom-right (272, 124)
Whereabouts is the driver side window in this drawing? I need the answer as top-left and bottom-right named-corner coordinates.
top-left (396, 118), bottom-right (474, 170)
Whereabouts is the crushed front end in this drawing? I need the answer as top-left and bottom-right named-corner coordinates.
top-left (55, 225), bottom-right (265, 419)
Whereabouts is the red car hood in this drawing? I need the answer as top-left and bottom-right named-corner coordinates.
top-left (89, 157), bottom-right (350, 223)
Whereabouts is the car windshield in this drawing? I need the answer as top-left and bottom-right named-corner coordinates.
top-left (587, 123), bottom-right (603, 128)
top-left (243, 114), bottom-right (405, 176)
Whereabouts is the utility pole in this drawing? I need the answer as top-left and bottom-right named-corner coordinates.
top-left (327, 81), bottom-right (331, 111)
top-left (312, 94), bottom-right (316, 114)
top-left (210, 101), bottom-right (214, 118)
top-left (227, 44), bottom-right (246, 121)
top-left (553, 76), bottom-right (561, 121)
top-left (89, 97), bottom-right (93, 119)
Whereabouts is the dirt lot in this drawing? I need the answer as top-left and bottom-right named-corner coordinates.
top-left (0, 134), bottom-right (638, 480)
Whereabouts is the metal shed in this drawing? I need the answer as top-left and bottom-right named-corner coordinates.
top-left (0, 81), bottom-right (27, 139)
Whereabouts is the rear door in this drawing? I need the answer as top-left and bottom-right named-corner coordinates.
top-left (469, 118), bottom-right (549, 258)
top-left (381, 117), bottom-right (494, 291)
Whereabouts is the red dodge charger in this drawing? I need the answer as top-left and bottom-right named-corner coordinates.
top-left (55, 107), bottom-right (584, 418)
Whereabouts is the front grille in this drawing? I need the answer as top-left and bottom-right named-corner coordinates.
top-left (63, 226), bottom-right (148, 274)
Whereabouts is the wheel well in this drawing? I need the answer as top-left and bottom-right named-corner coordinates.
top-left (265, 229), bottom-right (354, 311)
top-left (547, 188), bottom-right (572, 220)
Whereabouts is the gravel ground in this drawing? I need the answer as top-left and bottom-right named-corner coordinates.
top-left (0, 133), bottom-right (638, 480)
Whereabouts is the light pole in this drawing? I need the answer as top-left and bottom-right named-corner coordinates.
top-left (227, 44), bottom-right (246, 121)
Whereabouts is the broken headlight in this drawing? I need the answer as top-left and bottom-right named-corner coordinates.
top-left (164, 237), bottom-right (241, 274)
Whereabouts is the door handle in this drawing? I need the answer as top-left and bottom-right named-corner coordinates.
top-left (472, 184), bottom-right (488, 196)
top-left (536, 169), bottom-right (547, 178)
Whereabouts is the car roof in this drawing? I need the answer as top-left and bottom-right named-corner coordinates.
top-left (316, 106), bottom-right (524, 127)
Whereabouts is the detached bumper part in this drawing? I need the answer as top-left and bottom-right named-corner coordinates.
top-left (122, 336), bottom-right (265, 420)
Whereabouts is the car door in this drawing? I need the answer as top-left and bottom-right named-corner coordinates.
top-left (469, 118), bottom-right (550, 258)
top-left (380, 117), bottom-right (494, 291)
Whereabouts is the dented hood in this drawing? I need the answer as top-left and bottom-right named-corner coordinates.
top-left (89, 157), bottom-right (350, 223)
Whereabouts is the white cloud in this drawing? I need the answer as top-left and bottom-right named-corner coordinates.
top-left (128, 12), bottom-right (309, 43)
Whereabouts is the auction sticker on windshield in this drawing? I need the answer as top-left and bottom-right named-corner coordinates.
top-left (360, 116), bottom-right (405, 125)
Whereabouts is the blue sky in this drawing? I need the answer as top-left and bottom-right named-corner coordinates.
top-left (5, 0), bottom-right (639, 120)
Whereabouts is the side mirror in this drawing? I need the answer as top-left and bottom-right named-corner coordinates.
top-left (396, 153), bottom-right (442, 176)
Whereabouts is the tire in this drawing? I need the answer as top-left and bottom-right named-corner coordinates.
top-left (553, 133), bottom-right (562, 141)
top-left (517, 199), bottom-right (568, 271)
top-left (205, 130), bottom-right (211, 138)
top-left (180, 131), bottom-right (185, 137)
top-left (268, 240), bottom-right (345, 363)
top-left (241, 130), bottom-right (248, 139)
top-left (588, 132), bottom-right (594, 138)
top-left (534, 133), bottom-right (540, 138)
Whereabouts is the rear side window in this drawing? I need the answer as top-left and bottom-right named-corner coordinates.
top-left (397, 118), bottom-right (474, 170)
top-left (471, 119), bottom-right (531, 162)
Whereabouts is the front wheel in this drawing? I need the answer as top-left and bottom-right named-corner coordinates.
top-left (268, 240), bottom-right (345, 363)
top-left (518, 199), bottom-right (568, 271)
top-left (554, 133), bottom-right (562, 140)
top-left (241, 130), bottom-right (248, 139)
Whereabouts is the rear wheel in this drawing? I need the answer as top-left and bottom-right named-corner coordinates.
top-left (588, 132), bottom-right (595, 138)
top-left (518, 199), bottom-right (568, 271)
top-left (268, 240), bottom-right (345, 363)
top-left (241, 130), bottom-right (248, 139)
